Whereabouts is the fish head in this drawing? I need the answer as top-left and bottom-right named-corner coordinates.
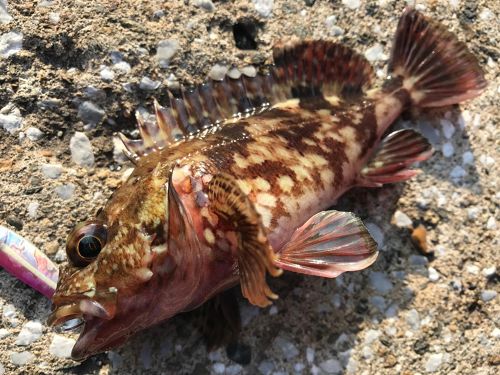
top-left (48, 166), bottom-right (205, 360)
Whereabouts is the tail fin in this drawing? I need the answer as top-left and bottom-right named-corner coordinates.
top-left (388, 8), bottom-right (487, 107)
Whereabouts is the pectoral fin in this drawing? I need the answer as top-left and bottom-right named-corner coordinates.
top-left (275, 210), bottom-right (378, 278)
top-left (359, 129), bottom-right (433, 186)
top-left (207, 174), bottom-right (282, 308)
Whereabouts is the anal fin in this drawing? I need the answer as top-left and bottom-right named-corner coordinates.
top-left (207, 174), bottom-right (282, 308)
top-left (275, 210), bottom-right (378, 278)
top-left (359, 129), bottom-right (433, 186)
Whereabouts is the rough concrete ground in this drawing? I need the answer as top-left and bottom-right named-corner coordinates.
top-left (0, 0), bottom-right (498, 374)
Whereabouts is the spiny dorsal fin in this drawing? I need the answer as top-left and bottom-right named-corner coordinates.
top-left (118, 40), bottom-right (375, 162)
top-left (272, 38), bottom-right (375, 101)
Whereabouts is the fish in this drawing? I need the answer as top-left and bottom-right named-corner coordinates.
top-left (48, 8), bottom-right (486, 360)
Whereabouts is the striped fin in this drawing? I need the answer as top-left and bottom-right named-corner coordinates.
top-left (118, 40), bottom-right (375, 162)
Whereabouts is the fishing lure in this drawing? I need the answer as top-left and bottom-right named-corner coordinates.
top-left (45, 9), bottom-right (486, 360)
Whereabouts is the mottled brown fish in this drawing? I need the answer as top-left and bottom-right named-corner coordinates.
top-left (48, 9), bottom-right (486, 359)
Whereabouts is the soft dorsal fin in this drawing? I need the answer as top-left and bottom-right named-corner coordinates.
top-left (118, 40), bottom-right (375, 162)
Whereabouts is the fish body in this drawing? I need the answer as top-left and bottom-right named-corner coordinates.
top-left (48, 9), bottom-right (486, 359)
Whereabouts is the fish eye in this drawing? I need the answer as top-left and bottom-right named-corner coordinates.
top-left (66, 221), bottom-right (107, 267)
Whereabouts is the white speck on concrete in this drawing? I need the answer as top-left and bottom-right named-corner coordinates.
top-left (70, 132), bottom-right (94, 167)
top-left (440, 119), bottom-right (455, 139)
top-left (479, 8), bottom-right (494, 21)
top-left (156, 39), bottom-right (179, 68)
top-left (442, 142), bottom-right (454, 158)
top-left (49, 334), bottom-right (75, 358)
top-left (448, 0), bottom-right (460, 9)
top-left (480, 290), bottom-right (497, 302)
top-left (425, 353), bottom-right (444, 372)
top-left (252, 0), bottom-right (273, 17)
top-left (491, 328), bottom-right (500, 339)
top-left (364, 44), bottom-right (387, 61)
top-left (462, 151), bottom-right (474, 165)
top-left (0, 31), bottom-right (23, 57)
top-left (428, 267), bottom-right (440, 282)
top-left (208, 63), bottom-right (228, 81)
top-left (478, 154), bottom-right (494, 167)
top-left (450, 165), bottom-right (466, 180)
top-left (139, 76), bottom-right (161, 90)
top-left (0, 0), bottom-right (13, 24)
top-left (0, 103), bottom-right (23, 133)
top-left (319, 358), bottom-right (342, 374)
top-left (26, 126), bottom-right (43, 141)
top-left (269, 305), bottom-right (278, 315)
top-left (466, 264), bottom-right (480, 275)
top-left (406, 309), bottom-right (421, 330)
top-left (15, 321), bottom-right (43, 346)
top-left (467, 207), bottom-right (480, 220)
top-left (306, 347), bottom-right (315, 363)
top-left (342, 0), bottom-right (360, 10)
top-left (486, 216), bottom-right (496, 230)
top-left (27, 201), bottom-right (39, 219)
top-left (365, 222), bottom-right (384, 248)
top-left (10, 351), bottom-right (34, 366)
top-left (77, 101), bottom-right (105, 125)
top-left (393, 210), bottom-right (412, 228)
top-left (113, 61), bottom-right (131, 74)
top-left (41, 163), bottom-right (63, 179)
top-left (55, 183), bottom-right (75, 200)
top-left (361, 345), bottom-right (373, 360)
top-left (369, 272), bottom-right (393, 294)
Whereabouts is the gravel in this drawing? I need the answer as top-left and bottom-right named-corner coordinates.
top-left (41, 163), bottom-right (63, 179)
top-left (15, 321), bottom-right (43, 346)
top-left (10, 351), bottom-right (34, 366)
top-left (319, 358), bottom-right (342, 374)
top-left (48, 335), bottom-right (76, 358)
top-left (0, 30), bottom-right (22, 57)
top-left (252, 0), bottom-right (274, 17)
top-left (77, 101), bottom-right (105, 125)
top-left (156, 39), bottom-right (180, 68)
top-left (70, 132), bottom-right (95, 167)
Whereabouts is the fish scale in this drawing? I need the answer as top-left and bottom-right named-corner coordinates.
top-left (46, 9), bottom-right (487, 360)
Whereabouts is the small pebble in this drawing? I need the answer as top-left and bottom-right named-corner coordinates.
top-left (139, 76), bottom-right (161, 90)
top-left (10, 351), bottom-right (34, 366)
top-left (0, 0), bottom-right (13, 24)
top-left (41, 163), bottom-right (63, 179)
top-left (393, 210), bottom-right (412, 228)
top-left (467, 207), bottom-right (480, 220)
top-left (478, 154), bottom-right (494, 167)
top-left (25, 127), bottom-right (43, 141)
top-left (342, 0), bottom-right (360, 10)
top-left (226, 364), bottom-right (243, 375)
top-left (440, 119), bottom-right (455, 139)
top-left (15, 321), bottom-right (43, 346)
top-left (482, 266), bottom-right (496, 277)
top-left (466, 264), bottom-right (480, 275)
top-left (27, 200), bottom-right (40, 218)
top-left (486, 216), bottom-right (496, 230)
top-left (269, 305), bottom-right (278, 315)
top-left (319, 358), bottom-right (342, 374)
top-left (369, 295), bottom-right (386, 312)
top-left (425, 353), bottom-right (444, 373)
top-left (252, 0), bottom-right (273, 17)
top-left (0, 103), bottom-right (22, 133)
top-left (49, 334), bottom-right (76, 358)
top-left (212, 363), bottom-right (225, 374)
top-left (462, 151), bottom-right (474, 165)
top-left (491, 328), bottom-right (500, 339)
top-left (113, 61), bottom-right (131, 74)
top-left (0, 328), bottom-right (11, 339)
top-left (409, 255), bottom-right (429, 267)
top-left (364, 329), bottom-right (380, 345)
top-left (406, 309), bottom-right (421, 330)
top-left (100, 66), bottom-right (114, 81)
top-left (156, 39), bottom-right (179, 68)
top-left (194, 0), bottom-right (215, 12)
top-left (70, 132), bottom-right (94, 167)
top-left (369, 272), bottom-right (393, 294)
top-left (450, 166), bottom-right (466, 180)
top-left (361, 346), bottom-right (373, 360)
top-left (208, 63), bottom-right (228, 81)
top-left (55, 184), bottom-right (75, 200)
top-left (428, 267), bottom-right (440, 282)
top-left (480, 290), bottom-right (497, 302)
top-left (258, 360), bottom-right (274, 375)
top-left (273, 337), bottom-right (299, 359)
top-left (364, 44), bottom-right (387, 61)
top-left (411, 224), bottom-right (429, 254)
top-left (365, 222), bottom-right (384, 248)
top-left (442, 142), bottom-right (454, 158)
top-left (240, 305), bottom-right (259, 326)
top-left (0, 31), bottom-right (22, 57)
top-left (324, 16), bottom-right (344, 36)
top-left (294, 363), bottom-right (305, 372)
top-left (306, 347), bottom-right (315, 363)
top-left (6, 216), bottom-right (23, 230)
top-left (48, 11), bottom-right (60, 24)
top-left (77, 101), bottom-right (105, 125)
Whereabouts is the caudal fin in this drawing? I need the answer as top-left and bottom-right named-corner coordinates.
top-left (388, 8), bottom-right (487, 107)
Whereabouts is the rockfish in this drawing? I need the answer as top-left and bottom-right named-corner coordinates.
top-left (48, 9), bottom-right (486, 359)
